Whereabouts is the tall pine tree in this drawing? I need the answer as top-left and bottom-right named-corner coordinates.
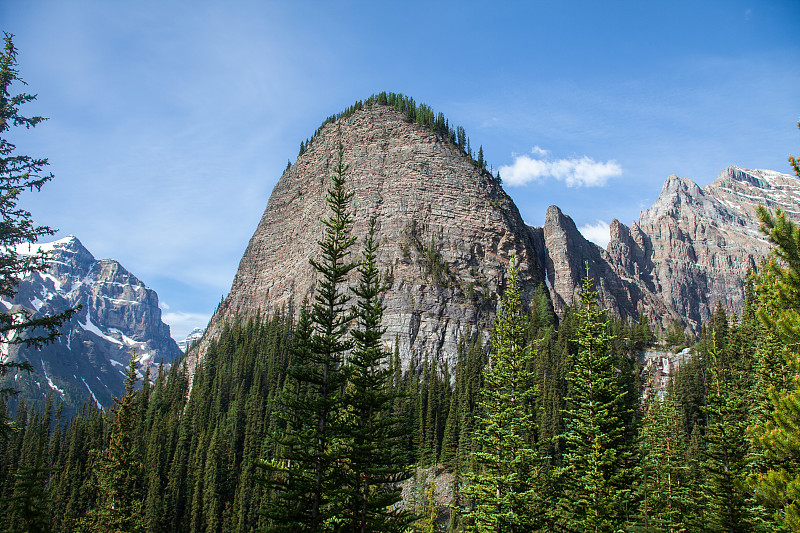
top-left (341, 218), bottom-right (412, 532)
top-left (83, 354), bottom-right (145, 533)
top-left (261, 143), bottom-right (356, 532)
top-left (556, 268), bottom-right (637, 532)
top-left (749, 201), bottom-right (800, 531)
top-left (461, 259), bottom-right (544, 532)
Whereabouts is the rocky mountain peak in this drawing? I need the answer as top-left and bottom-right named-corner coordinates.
top-left (3, 236), bottom-right (181, 413)
top-left (189, 102), bottom-right (544, 375)
top-left (184, 95), bottom-right (799, 382)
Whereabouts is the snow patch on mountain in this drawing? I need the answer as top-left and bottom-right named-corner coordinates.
top-left (177, 327), bottom-right (205, 353)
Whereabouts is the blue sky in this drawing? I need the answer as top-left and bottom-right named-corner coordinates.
top-left (2, 1), bottom-right (799, 340)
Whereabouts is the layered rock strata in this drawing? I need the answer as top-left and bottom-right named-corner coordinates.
top-left (188, 102), bottom-right (799, 378)
top-left (191, 104), bottom-right (544, 374)
top-left (2, 236), bottom-right (181, 412)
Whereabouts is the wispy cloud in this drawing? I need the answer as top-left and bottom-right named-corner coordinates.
top-left (578, 220), bottom-right (611, 248)
top-left (499, 147), bottom-right (622, 187)
top-left (162, 311), bottom-right (212, 342)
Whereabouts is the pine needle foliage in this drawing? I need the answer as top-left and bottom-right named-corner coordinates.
top-left (749, 176), bottom-right (800, 530)
top-left (555, 267), bottom-right (637, 533)
top-left (461, 259), bottom-right (544, 533)
top-left (0, 32), bottom-right (79, 435)
top-left (83, 354), bottom-right (146, 533)
top-left (341, 218), bottom-right (413, 532)
top-left (262, 143), bottom-right (357, 532)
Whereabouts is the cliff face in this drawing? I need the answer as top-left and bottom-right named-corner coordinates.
top-left (190, 105), bottom-right (544, 374)
top-left (2, 236), bottom-right (181, 412)
top-left (187, 103), bottom-right (799, 378)
top-left (607, 166), bottom-right (799, 330)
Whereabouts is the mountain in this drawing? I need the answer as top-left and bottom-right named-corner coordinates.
top-left (177, 327), bottom-right (205, 353)
top-left (1, 236), bottom-right (182, 413)
top-left (604, 166), bottom-right (799, 330)
top-left (189, 102), bottom-right (544, 376)
top-left (186, 100), bottom-right (799, 377)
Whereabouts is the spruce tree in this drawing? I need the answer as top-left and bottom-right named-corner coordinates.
top-left (749, 203), bottom-right (800, 531)
top-left (701, 334), bottom-right (764, 533)
top-left (341, 218), bottom-right (412, 532)
top-left (83, 353), bottom-right (145, 533)
top-left (639, 384), bottom-right (692, 532)
top-left (261, 143), bottom-right (356, 532)
top-left (0, 32), bottom-right (78, 436)
top-left (461, 260), bottom-right (543, 532)
top-left (555, 268), bottom-right (637, 532)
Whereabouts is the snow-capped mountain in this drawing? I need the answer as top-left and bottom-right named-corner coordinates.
top-left (177, 327), bottom-right (205, 353)
top-left (1, 236), bottom-right (182, 413)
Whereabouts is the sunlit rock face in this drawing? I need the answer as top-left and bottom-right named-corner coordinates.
top-left (190, 104), bottom-right (545, 376)
top-left (2, 236), bottom-right (181, 412)
top-left (187, 101), bottom-right (799, 381)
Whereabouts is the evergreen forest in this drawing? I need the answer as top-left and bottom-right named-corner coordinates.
top-left (2, 33), bottom-right (800, 533)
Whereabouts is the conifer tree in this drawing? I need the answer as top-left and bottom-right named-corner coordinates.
top-left (639, 386), bottom-right (692, 532)
top-left (261, 143), bottom-right (356, 532)
top-left (341, 218), bottom-right (412, 532)
top-left (0, 32), bottom-right (78, 435)
top-left (749, 201), bottom-right (800, 531)
top-left (461, 260), bottom-right (543, 532)
top-left (84, 353), bottom-right (145, 533)
top-left (555, 268), bottom-right (637, 532)
top-left (702, 333), bottom-right (764, 533)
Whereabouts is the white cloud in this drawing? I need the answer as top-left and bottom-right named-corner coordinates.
top-left (578, 220), bottom-right (611, 248)
top-left (160, 301), bottom-right (170, 310)
top-left (530, 145), bottom-right (549, 157)
top-left (499, 148), bottom-right (622, 187)
top-left (162, 311), bottom-right (212, 342)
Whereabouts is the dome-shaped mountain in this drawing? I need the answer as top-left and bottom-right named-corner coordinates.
top-left (190, 102), bottom-right (545, 374)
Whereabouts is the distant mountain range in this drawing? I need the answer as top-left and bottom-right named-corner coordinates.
top-left (1, 236), bottom-right (182, 413)
top-left (186, 101), bottom-right (799, 379)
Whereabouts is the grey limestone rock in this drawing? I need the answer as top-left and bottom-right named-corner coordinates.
top-left (186, 102), bottom-right (799, 381)
top-left (2, 236), bottom-right (181, 413)
top-left (189, 104), bottom-right (545, 376)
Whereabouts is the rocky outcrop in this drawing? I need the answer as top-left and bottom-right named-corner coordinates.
top-left (189, 104), bottom-right (544, 375)
top-left (2, 236), bottom-right (181, 412)
top-left (607, 166), bottom-right (799, 331)
top-left (187, 101), bottom-right (799, 379)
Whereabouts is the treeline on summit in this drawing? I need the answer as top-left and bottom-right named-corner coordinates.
top-left (4, 139), bottom-right (800, 532)
top-left (296, 92), bottom-right (498, 180)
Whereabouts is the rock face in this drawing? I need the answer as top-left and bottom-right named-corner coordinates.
top-left (2, 236), bottom-right (181, 412)
top-left (606, 166), bottom-right (800, 331)
top-left (190, 104), bottom-right (544, 375)
top-left (188, 102), bottom-right (799, 379)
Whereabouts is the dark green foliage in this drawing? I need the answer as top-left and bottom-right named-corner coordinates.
top-left (262, 144), bottom-right (357, 532)
top-left (461, 260), bottom-right (545, 532)
top-left (638, 388), bottom-right (692, 532)
top-left (555, 270), bottom-right (638, 532)
top-left (749, 199), bottom-right (800, 530)
top-left (0, 32), bottom-right (79, 435)
top-left (341, 219), bottom-right (413, 532)
top-left (83, 354), bottom-right (146, 533)
top-left (297, 92), bottom-right (499, 184)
